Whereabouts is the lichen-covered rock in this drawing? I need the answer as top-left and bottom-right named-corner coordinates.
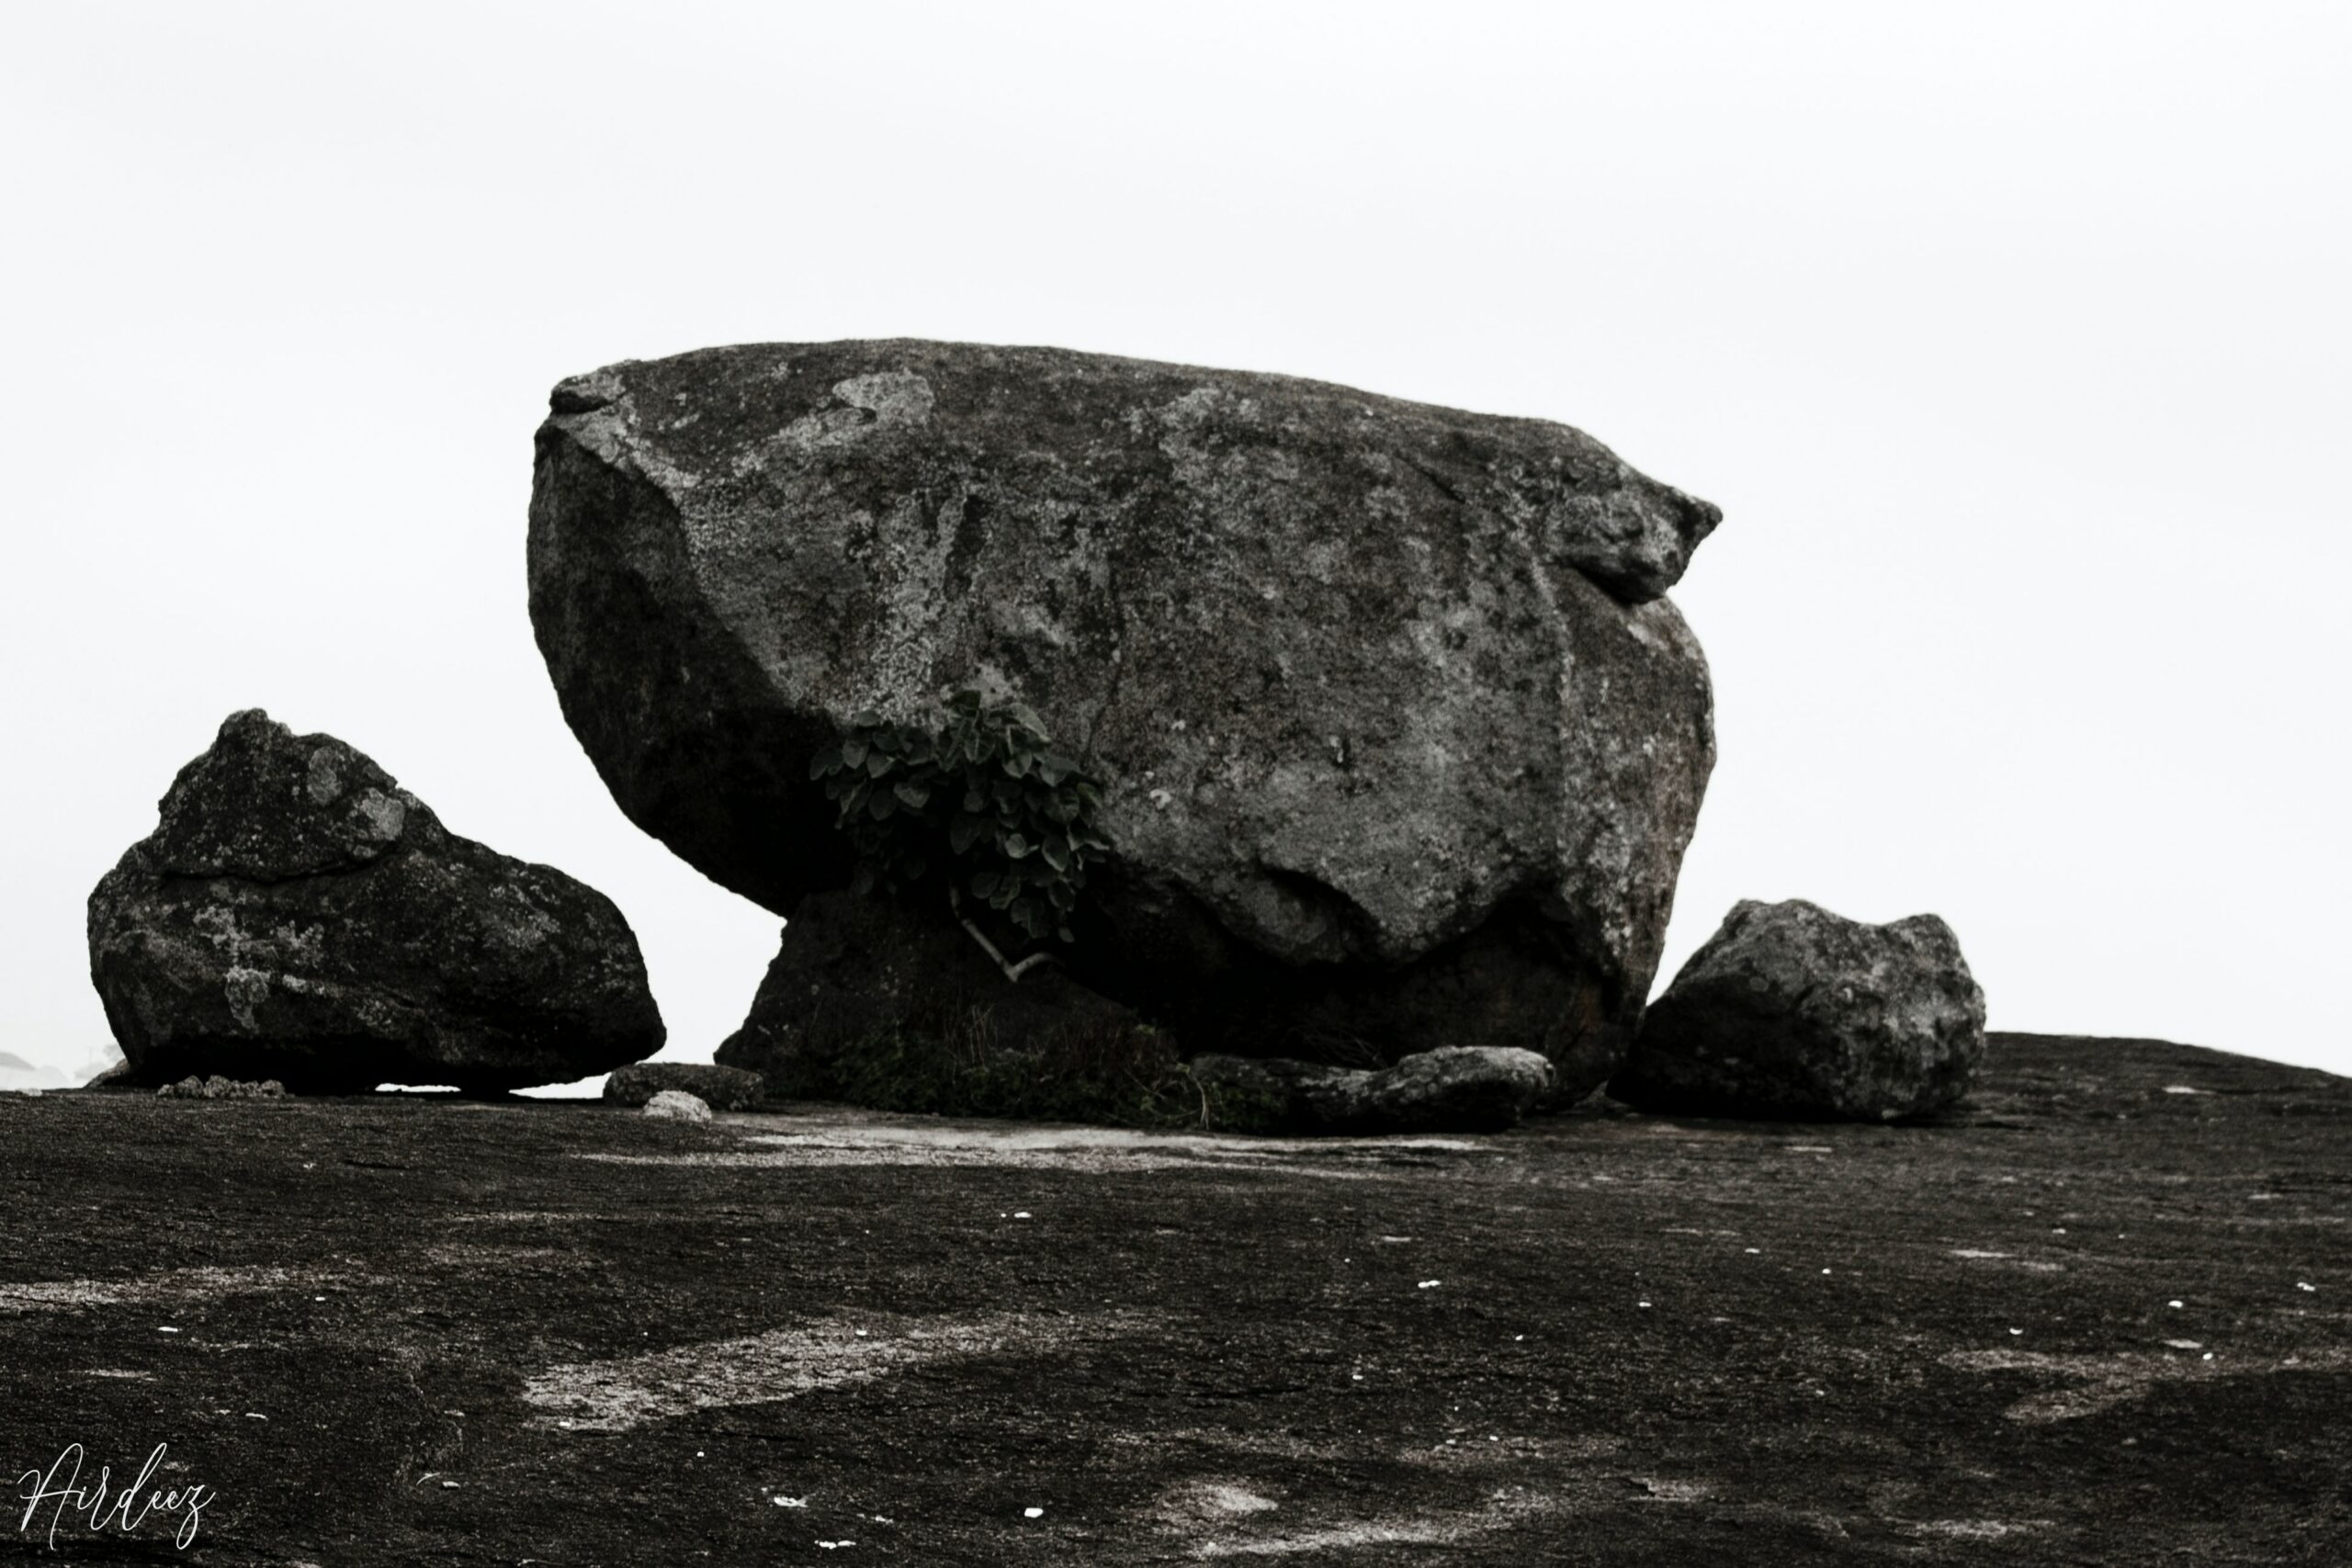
top-left (1609, 899), bottom-right (1986, 1121)
top-left (1190, 1046), bottom-right (1555, 1134)
top-left (641, 1089), bottom-right (712, 1122)
top-left (88, 710), bottom-right (664, 1092)
top-left (531, 341), bottom-right (1718, 1095)
top-left (604, 1061), bottom-right (765, 1111)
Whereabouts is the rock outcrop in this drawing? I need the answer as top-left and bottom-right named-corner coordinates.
top-left (88, 710), bottom-right (664, 1092)
top-left (1190, 1046), bottom-right (1555, 1134)
top-left (533, 341), bottom-right (1717, 1098)
top-left (604, 1061), bottom-right (765, 1111)
top-left (1608, 899), bottom-right (1986, 1121)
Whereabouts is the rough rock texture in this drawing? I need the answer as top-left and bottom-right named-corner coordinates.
top-left (531, 341), bottom-right (1718, 1095)
top-left (1192, 1045), bottom-right (1555, 1134)
top-left (6, 1033), bottom-right (2342, 1565)
top-left (88, 710), bottom-right (664, 1093)
top-left (604, 1061), bottom-right (765, 1111)
top-left (640, 1090), bottom-right (712, 1123)
top-left (1609, 899), bottom-right (1986, 1121)
top-left (156, 1075), bottom-right (288, 1100)
top-left (717, 890), bottom-right (1152, 1106)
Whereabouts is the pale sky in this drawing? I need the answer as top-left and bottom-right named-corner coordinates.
top-left (4, 2), bottom-right (2346, 1085)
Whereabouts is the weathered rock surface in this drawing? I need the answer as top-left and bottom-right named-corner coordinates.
top-left (640, 1089), bottom-right (712, 1123)
top-left (6, 1033), bottom-right (2341, 1564)
top-left (156, 1075), bottom-right (288, 1100)
top-left (531, 341), bottom-right (1718, 1094)
top-left (88, 710), bottom-right (664, 1092)
top-left (717, 890), bottom-right (1169, 1122)
top-left (1609, 898), bottom-right (1986, 1121)
top-left (604, 1061), bottom-right (765, 1111)
top-left (1192, 1045), bottom-right (1555, 1134)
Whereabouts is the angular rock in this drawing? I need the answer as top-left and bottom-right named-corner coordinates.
top-left (604, 1061), bottom-right (765, 1111)
top-left (1190, 1045), bottom-right (1555, 1134)
top-left (532, 341), bottom-right (1718, 1096)
top-left (641, 1090), bottom-right (712, 1123)
top-left (88, 710), bottom-right (664, 1093)
top-left (1609, 899), bottom-right (1986, 1121)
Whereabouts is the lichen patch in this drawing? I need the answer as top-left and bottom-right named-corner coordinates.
top-left (520, 1310), bottom-right (1148, 1433)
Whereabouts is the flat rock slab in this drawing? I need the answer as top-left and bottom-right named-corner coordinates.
top-left (1, 1033), bottom-right (2346, 1562)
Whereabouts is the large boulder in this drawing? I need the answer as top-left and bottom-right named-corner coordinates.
top-left (1609, 899), bottom-right (1986, 1121)
top-left (88, 710), bottom-right (664, 1092)
top-left (531, 341), bottom-right (1718, 1098)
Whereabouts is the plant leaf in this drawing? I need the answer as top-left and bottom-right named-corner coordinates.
top-left (841, 738), bottom-right (869, 770)
top-left (894, 781), bottom-right (932, 810)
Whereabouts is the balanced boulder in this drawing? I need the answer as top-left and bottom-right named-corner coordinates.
top-left (88, 710), bottom-right (664, 1092)
top-left (532, 341), bottom-right (1718, 1099)
top-left (1609, 899), bottom-right (1986, 1121)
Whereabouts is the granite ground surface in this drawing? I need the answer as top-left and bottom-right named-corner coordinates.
top-left (2, 1033), bottom-right (2346, 1564)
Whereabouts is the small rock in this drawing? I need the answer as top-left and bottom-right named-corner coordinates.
top-left (641, 1090), bottom-right (713, 1123)
top-left (1608, 898), bottom-right (1985, 1121)
top-left (157, 1075), bottom-right (288, 1100)
top-left (1190, 1045), bottom-right (1555, 1134)
top-left (603, 1061), bottom-right (764, 1111)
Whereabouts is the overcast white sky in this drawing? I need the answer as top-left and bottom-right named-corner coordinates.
top-left (4, 2), bottom-right (2346, 1086)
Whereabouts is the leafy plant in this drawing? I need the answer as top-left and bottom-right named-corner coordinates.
top-left (808, 690), bottom-right (1110, 976)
